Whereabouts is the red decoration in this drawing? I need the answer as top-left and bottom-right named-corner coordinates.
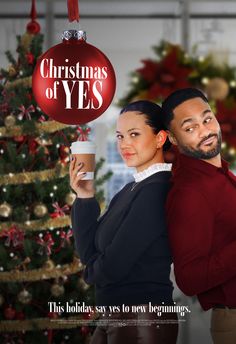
top-left (48, 312), bottom-right (59, 319)
top-left (26, 52), bottom-right (35, 65)
top-left (60, 229), bottom-right (73, 246)
top-left (77, 126), bottom-right (91, 141)
top-left (27, 0), bottom-right (41, 34)
top-left (14, 135), bottom-right (26, 143)
top-left (137, 46), bottom-right (193, 99)
top-left (50, 202), bottom-right (69, 218)
top-left (38, 115), bottom-right (47, 122)
top-left (15, 311), bottom-right (25, 320)
top-left (32, 31), bottom-right (116, 124)
top-left (67, 0), bottom-right (79, 22)
top-left (0, 226), bottom-right (24, 248)
top-left (36, 233), bottom-right (55, 256)
top-left (18, 104), bottom-right (35, 120)
top-left (59, 145), bottom-right (70, 159)
top-left (4, 306), bottom-right (16, 320)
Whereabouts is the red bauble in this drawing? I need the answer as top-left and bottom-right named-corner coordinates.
top-left (48, 312), bottom-right (58, 319)
top-left (4, 306), bottom-right (16, 320)
top-left (32, 30), bottom-right (116, 125)
top-left (27, 20), bottom-right (41, 34)
top-left (15, 311), bottom-right (25, 320)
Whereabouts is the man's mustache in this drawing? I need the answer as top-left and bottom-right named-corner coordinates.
top-left (197, 134), bottom-right (218, 148)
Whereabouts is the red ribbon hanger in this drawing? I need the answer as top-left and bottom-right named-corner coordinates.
top-left (67, 0), bottom-right (80, 22)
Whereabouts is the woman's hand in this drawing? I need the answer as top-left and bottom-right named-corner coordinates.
top-left (69, 157), bottom-right (95, 198)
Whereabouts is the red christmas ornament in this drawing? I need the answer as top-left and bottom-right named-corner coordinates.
top-left (26, 52), bottom-right (35, 65)
top-left (14, 135), bottom-right (25, 143)
top-left (4, 306), bottom-right (16, 320)
top-left (32, 30), bottom-right (116, 124)
top-left (15, 311), bottom-right (25, 320)
top-left (48, 312), bottom-right (58, 319)
top-left (27, 0), bottom-right (41, 34)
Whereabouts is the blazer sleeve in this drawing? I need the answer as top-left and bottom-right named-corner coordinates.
top-left (166, 187), bottom-right (236, 296)
top-left (71, 187), bottom-right (126, 264)
top-left (71, 197), bottom-right (101, 264)
top-left (84, 183), bottom-right (169, 286)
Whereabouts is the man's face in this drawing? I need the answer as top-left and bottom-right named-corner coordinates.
top-left (168, 97), bottom-right (222, 160)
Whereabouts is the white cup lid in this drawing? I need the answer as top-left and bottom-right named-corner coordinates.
top-left (70, 141), bottom-right (96, 154)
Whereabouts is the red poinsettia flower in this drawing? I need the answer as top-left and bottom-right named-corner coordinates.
top-left (137, 46), bottom-right (193, 100)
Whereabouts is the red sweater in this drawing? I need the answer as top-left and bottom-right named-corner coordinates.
top-left (166, 154), bottom-right (236, 310)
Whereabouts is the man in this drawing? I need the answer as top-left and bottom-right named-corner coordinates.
top-left (161, 88), bottom-right (236, 344)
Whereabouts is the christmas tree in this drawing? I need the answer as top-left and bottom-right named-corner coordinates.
top-left (0, 1), bottom-right (111, 343)
top-left (119, 41), bottom-right (236, 168)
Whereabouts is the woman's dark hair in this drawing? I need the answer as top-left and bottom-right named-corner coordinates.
top-left (120, 100), bottom-right (171, 151)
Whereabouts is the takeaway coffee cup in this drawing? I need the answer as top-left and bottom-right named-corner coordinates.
top-left (70, 141), bottom-right (96, 180)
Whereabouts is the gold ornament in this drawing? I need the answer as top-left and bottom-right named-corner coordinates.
top-left (77, 278), bottom-right (90, 291)
top-left (43, 259), bottom-right (55, 271)
top-left (51, 283), bottom-right (65, 297)
top-left (33, 203), bottom-right (48, 218)
top-left (206, 77), bottom-right (229, 101)
top-left (8, 65), bottom-right (17, 77)
top-left (17, 289), bottom-right (32, 304)
top-left (20, 32), bottom-right (34, 50)
top-left (65, 192), bottom-right (76, 206)
top-left (4, 114), bottom-right (16, 128)
top-left (5, 76), bottom-right (32, 90)
top-left (0, 294), bottom-right (4, 306)
top-left (131, 90), bottom-right (148, 102)
top-left (0, 202), bottom-right (12, 218)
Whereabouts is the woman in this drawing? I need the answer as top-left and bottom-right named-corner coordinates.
top-left (70, 100), bottom-right (178, 344)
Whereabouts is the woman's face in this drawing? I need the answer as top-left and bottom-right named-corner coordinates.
top-left (116, 111), bottom-right (163, 172)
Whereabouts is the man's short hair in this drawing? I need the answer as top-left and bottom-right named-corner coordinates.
top-left (161, 88), bottom-right (209, 129)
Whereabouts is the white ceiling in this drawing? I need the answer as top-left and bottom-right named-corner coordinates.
top-left (0, 0), bottom-right (236, 16)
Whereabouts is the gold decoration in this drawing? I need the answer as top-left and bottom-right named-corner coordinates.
top-left (17, 289), bottom-right (32, 304)
top-left (0, 202), bottom-right (12, 218)
top-left (0, 120), bottom-right (68, 138)
top-left (51, 283), bottom-right (65, 297)
top-left (4, 114), bottom-right (16, 128)
top-left (0, 315), bottom-right (93, 332)
top-left (33, 203), bottom-right (48, 218)
top-left (0, 163), bottom-right (68, 186)
top-left (8, 65), bottom-right (17, 77)
top-left (0, 258), bottom-right (83, 282)
top-left (0, 215), bottom-right (71, 232)
top-left (43, 259), bottom-right (55, 271)
top-left (65, 192), bottom-right (76, 206)
top-left (20, 32), bottom-right (34, 50)
top-left (5, 76), bottom-right (32, 90)
top-left (77, 278), bottom-right (90, 291)
top-left (206, 77), bottom-right (229, 101)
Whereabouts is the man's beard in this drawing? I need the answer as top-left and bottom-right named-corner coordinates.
top-left (178, 131), bottom-right (222, 160)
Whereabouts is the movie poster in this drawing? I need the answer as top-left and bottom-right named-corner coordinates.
top-left (0, 1), bottom-right (236, 343)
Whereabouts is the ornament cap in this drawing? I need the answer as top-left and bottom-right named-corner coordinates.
top-left (62, 30), bottom-right (86, 41)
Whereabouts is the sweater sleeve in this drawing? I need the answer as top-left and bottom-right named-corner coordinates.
top-left (71, 197), bottom-right (101, 264)
top-left (84, 183), bottom-right (169, 286)
top-left (167, 187), bottom-right (236, 296)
